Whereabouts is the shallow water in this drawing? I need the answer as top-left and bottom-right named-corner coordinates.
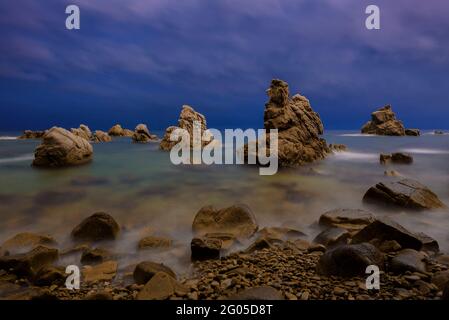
top-left (0, 130), bottom-right (448, 273)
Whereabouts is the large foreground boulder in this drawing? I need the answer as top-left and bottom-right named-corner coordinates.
top-left (32, 127), bottom-right (93, 167)
top-left (263, 79), bottom-right (328, 166)
top-left (316, 243), bottom-right (385, 277)
top-left (160, 105), bottom-right (211, 151)
top-left (352, 216), bottom-right (439, 252)
top-left (71, 212), bottom-right (120, 242)
top-left (363, 179), bottom-right (446, 210)
top-left (192, 204), bottom-right (258, 239)
top-left (361, 105), bottom-right (406, 136)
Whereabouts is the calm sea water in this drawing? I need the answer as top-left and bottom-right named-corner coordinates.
top-left (0, 130), bottom-right (448, 272)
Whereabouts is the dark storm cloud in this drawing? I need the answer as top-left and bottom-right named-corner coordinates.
top-left (0, 0), bottom-right (448, 130)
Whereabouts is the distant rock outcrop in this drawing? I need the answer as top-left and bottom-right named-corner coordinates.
top-left (32, 127), bottom-right (93, 167)
top-left (262, 79), bottom-right (328, 166)
top-left (92, 130), bottom-right (112, 143)
top-left (18, 130), bottom-right (46, 139)
top-left (361, 105), bottom-right (418, 136)
top-left (71, 124), bottom-right (92, 141)
top-left (160, 105), bottom-right (211, 151)
top-left (132, 124), bottom-right (158, 143)
top-left (108, 124), bottom-right (133, 137)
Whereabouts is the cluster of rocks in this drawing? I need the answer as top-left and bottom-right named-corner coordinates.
top-left (361, 105), bottom-right (420, 136)
top-left (380, 152), bottom-right (413, 165)
top-left (18, 130), bottom-right (46, 139)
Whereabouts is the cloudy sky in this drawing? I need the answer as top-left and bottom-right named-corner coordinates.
top-left (1, 0), bottom-right (448, 131)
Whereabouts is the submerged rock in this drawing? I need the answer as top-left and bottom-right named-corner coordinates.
top-left (192, 204), bottom-right (258, 239)
top-left (363, 179), bottom-right (446, 210)
top-left (263, 79), bottom-right (328, 166)
top-left (405, 129), bottom-right (420, 136)
top-left (32, 127), bottom-right (93, 167)
top-left (361, 105), bottom-right (406, 136)
top-left (132, 124), bottom-right (158, 143)
top-left (160, 105), bottom-right (211, 151)
top-left (71, 212), bottom-right (120, 242)
top-left (92, 130), bottom-right (112, 143)
top-left (71, 124), bottom-right (92, 141)
top-left (18, 130), bottom-right (46, 139)
top-left (316, 243), bottom-right (384, 277)
top-left (380, 153), bottom-right (413, 165)
top-left (352, 216), bottom-right (439, 252)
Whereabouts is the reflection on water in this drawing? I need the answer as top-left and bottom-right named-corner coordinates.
top-left (0, 130), bottom-right (448, 272)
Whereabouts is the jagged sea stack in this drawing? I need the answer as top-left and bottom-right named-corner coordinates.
top-left (361, 105), bottom-right (420, 136)
top-left (160, 105), bottom-right (211, 151)
top-left (263, 79), bottom-right (328, 167)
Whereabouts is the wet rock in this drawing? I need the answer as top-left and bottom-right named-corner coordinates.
top-left (390, 249), bottom-right (427, 274)
top-left (352, 216), bottom-right (439, 252)
top-left (361, 105), bottom-right (406, 136)
top-left (313, 228), bottom-right (350, 247)
top-left (34, 266), bottom-right (66, 286)
top-left (328, 144), bottom-right (347, 152)
top-left (318, 208), bottom-right (375, 233)
top-left (191, 237), bottom-right (222, 261)
top-left (71, 124), bottom-right (92, 141)
top-left (257, 227), bottom-right (306, 242)
top-left (245, 237), bottom-right (278, 253)
top-left (192, 204), bottom-right (258, 239)
top-left (137, 272), bottom-right (186, 300)
top-left (133, 261), bottom-right (176, 285)
top-left (405, 129), bottom-right (420, 136)
top-left (380, 153), bottom-right (413, 165)
top-left (82, 260), bottom-right (117, 283)
top-left (92, 130), bottom-right (112, 143)
top-left (0, 246), bottom-right (59, 278)
top-left (108, 124), bottom-right (125, 136)
top-left (80, 248), bottom-right (112, 265)
top-left (138, 236), bottom-right (172, 250)
top-left (33, 127), bottom-right (93, 167)
top-left (71, 212), bottom-right (120, 242)
top-left (0, 232), bottom-right (57, 255)
top-left (18, 130), bottom-right (46, 139)
top-left (316, 243), bottom-right (384, 277)
top-left (160, 105), bottom-right (211, 151)
top-left (363, 179), bottom-right (446, 210)
top-left (262, 79), bottom-right (328, 166)
top-left (132, 124), bottom-right (158, 143)
top-left (293, 239), bottom-right (312, 251)
top-left (226, 286), bottom-right (284, 300)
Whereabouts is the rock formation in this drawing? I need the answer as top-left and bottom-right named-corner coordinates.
top-left (262, 79), bottom-right (328, 166)
top-left (32, 127), bottom-right (93, 167)
top-left (160, 105), bottom-right (211, 151)
top-left (108, 124), bottom-right (133, 137)
top-left (361, 105), bottom-right (419, 136)
top-left (92, 130), bottom-right (112, 143)
top-left (132, 124), bottom-right (158, 143)
top-left (18, 130), bottom-right (46, 139)
top-left (71, 212), bottom-right (120, 242)
top-left (71, 124), bottom-right (92, 141)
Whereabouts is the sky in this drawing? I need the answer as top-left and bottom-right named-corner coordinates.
top-left (1, 0), bottom-right (449, 131)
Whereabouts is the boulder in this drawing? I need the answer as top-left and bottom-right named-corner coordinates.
top-left (352, 216), bottom-right (439, 252)
top-left (92, 130), bottom-right (112, 143)
top-left (108, 124), bottom-right (124, 136)
top-left (257, 227), bottom-right (306, 242)
top-left (80, 247), bottom-right (112, 265)
top-left (70, 124), bottom-right (92, 140)
top-left (313, 228), bottom-right (350, 247)
top-left (137, 272), bottom-right (186, 300)
top-left (191, 237), bottom-right (222, 261)
top-left (192, 204), bottom-right (258, 239)
top-left (361, 105), bottom-right (406, 136)
top-left (0, 232), bottom-right (57, 255)
top-left (82, 260), bottom-right (117, 283)
top-left (328, 144), bottom-right (347, 152)
top-left (138, 236), bottom-right (172, 250)
top-left (32, 127), bottom-right (93, 167)
top-left (71, 212), bottom-right (120, 242)
top-left (380, 153), bottom-right (413, 165)
top-left (390, 249), bottom-right (427, 274)
top-left (132, 124), bottom-right (158, 143)
top-left (18, 130), bottom-right (46, 139)
top-left (160, 105), bottom-right (211, 151)
top-left (405, 129), bottom-right (420, 136)
top-left (34, 266), bottom-right (66, 286)
top-left (363, 179), bottom-right (446, 210)
top-left (133, 261), bottom-right (176, 285)
top-left (318, 208), bottom-right (375, 233)
top-left (378, 240), bottom-right (402, 253)
top-left (0, 246), bottom-right (59, 278)
top-left (316, 243), bottom-right (384, 277)
top-left (262, 79), bottom-right (328, 166)
top-left (226, 286), bottom-right (284, 300)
